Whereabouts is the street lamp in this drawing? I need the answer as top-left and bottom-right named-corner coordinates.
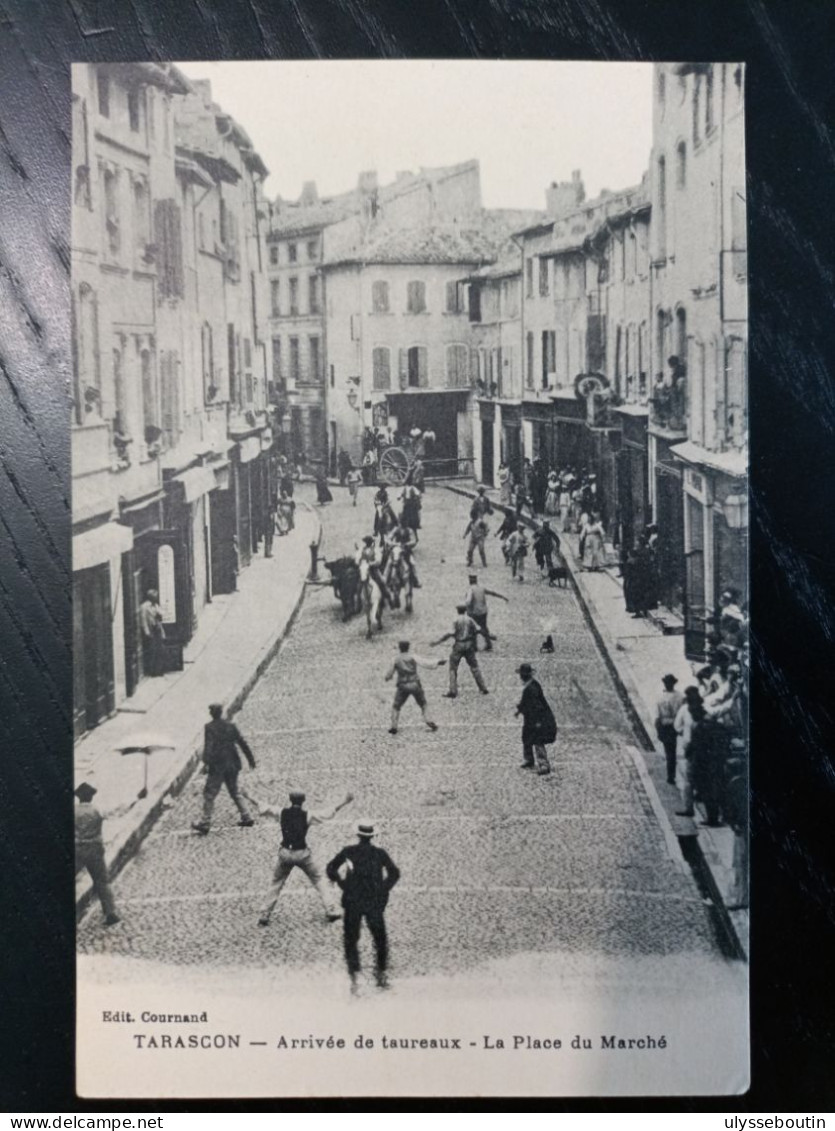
top-left (722, 492), bottom-right (748, 529)
top-left (346, 386), bottom-right (359, 412)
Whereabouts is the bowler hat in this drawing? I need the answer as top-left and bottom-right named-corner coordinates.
top-left (75, 782), bottom-right (97, 801)
top-left (662, 674), bottom-right (678, 689)
top-left (516, 663), bottom-right (534, 678)
top-left (288, 790), bottom-right (306, 802)
top-left (356, 820), bottom-right (375, 838)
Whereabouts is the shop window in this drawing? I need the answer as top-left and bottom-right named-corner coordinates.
top-left (372, 346), bottom-right (391, 390)
top-left (407, 281), bottom-right (426, 314)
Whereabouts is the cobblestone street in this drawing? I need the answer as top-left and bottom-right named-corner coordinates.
top-left (79, 485), bottom-right (734, 995)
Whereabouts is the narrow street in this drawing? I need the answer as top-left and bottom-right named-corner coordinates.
top-left (78, 484), bottom-right (731, 992)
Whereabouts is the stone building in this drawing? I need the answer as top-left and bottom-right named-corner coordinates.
top-left (649, 62), bottom-right (747, 653)
top-left (71, 63), bottom-right (271, 739)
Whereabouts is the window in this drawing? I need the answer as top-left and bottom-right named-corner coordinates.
top-left (269, 245), bottom-right (278, 265)
top-left (243, 338), bottom-right (252, 370)
top-left (658, 70), bottom-right (666, 116)
top-left (541, 331), bottom-right (555, 388)
top-left (525, 258), bottom-right (533, 297)
top-left (127, 87), bottom-right (141, 133)
top-left (539, 257), bottom-right (549, 296)
top-left (147, 88), bottom-right (155, 140)
top-left (372, 346), bottom-right (391, 390)
top-left (289, 336), bottom-right (300, 382)
top-left (97, 72), bottom-right (110, 118)
top-left (705, 65), bottom-right (715, 132)
top-left (160, 351), bottom-right (180, 448)
top-left (154, 199), bottom-right (184, 298)
top-left (201, 323), bottom-right (215, 401)
top-left (307, 240), bottom-right (318, 261)
top-left (288, 243), bottom-right (297, 263)
top-left (113, 345), bottom-right (127, 435)
top-left (133, 176), bottom-right (150, 255)
top-left (468, 283), bottom-right (481, 323)
top-left (102, 165), bottom-right (120, 256)
top-left (271, 336), bottom-right (282, 382)
top-left (289, 277), bottom-right (299, 315)
top-left (308, 336), bottom-right (321, 382)
top-left (676, 142), bottom-right (687, 189)
top-left (693, 77), bottom-right (701, 145)
top-left (526, 331), bottom-right (534, 388)
top-left (140, 348), bottom-right (157, 437)
top-left (446, 344), bottom-right (469, 388)
top-left (271, 279), bottom-right (280, 316)
top-left (198, 213), bottom-right (206, 250)
top-left (308, 274), bottom-right (320, 314)
top-left (446, 281), bottom-right (462, 314)
top-left (372, 280), bottom-right (390, 313)
top-left (72, 283), bottom-right (100, 424)
top-left (407, 281), bottom-right (426, 314)
top-left (403, 345), bottom-right (428, 387)
top-left (656, 155), bottom-right (666, 258)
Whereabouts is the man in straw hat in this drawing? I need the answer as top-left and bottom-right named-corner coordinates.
top-left (74, 782), bottom-right (119, 926)
top-left (326, 820), bottom-right (401, 991)
top-left (655, 673), bottom-right (685, 785)
top-left (515, 663), bottom-right (558, 776)
top-left (256, 788), bottom-right (353, 927)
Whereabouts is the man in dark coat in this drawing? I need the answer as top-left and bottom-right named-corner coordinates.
top-left (515, 663), bottom-right (557, 776)
top-left (326, 820), bottom-right (401, 990)
top-left (192, 703), bottom-right (257, 835)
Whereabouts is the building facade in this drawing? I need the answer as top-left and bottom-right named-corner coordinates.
top-left (649, 62), bottom-right (748, 654)
top-left (71, 64), bottom-right (272, 740)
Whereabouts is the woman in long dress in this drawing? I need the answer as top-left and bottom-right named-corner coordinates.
top-left (583, 513), bottom-right (606, 571)
top-left (498, 461), bottom-right (512, 506)
top-left (544, 471), bottom-right (560, 516)
top-left (314, 467), bottom-right (333, 505)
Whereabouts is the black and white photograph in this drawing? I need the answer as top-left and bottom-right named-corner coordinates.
top-left (67, 58), bottom-right (751, 1098)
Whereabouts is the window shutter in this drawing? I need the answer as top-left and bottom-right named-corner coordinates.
top-left (398, 349), bottom-right (407, 390)
top-left (418, 347), bottom-right (428, 387)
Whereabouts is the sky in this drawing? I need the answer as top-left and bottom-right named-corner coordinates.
top-left (176, 60), bottom-right (653, 210)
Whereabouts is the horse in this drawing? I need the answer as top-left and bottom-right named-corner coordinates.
top-left (358, 558), bottom-right (385, 639)
top-left (385, 542), bottom-right (414, 613)
top-left (324, 557), bottom-right (362, 620)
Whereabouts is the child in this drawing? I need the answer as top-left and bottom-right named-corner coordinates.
top-left (384, 640), bottom-right (445, 734)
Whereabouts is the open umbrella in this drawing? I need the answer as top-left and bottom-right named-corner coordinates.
top-left (114, 732), bottom-right (177, 799)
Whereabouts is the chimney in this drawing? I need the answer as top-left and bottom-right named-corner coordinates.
top-left (300, 180), bottom-right (319, 207)
top-left (545, 171), bottom-right (586, 218)
top-left (358, 170), bottom-right (378, 194)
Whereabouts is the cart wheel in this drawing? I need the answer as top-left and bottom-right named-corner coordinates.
top-left (379, 447), bottom-right (409, 484)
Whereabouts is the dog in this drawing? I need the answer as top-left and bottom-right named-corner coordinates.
top-left (540, 634), bottom-right (555, 654)
top-left (548, 563), bottom-right (569, 588)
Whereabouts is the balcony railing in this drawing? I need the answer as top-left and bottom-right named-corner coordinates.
top-left (649, 380), bottom-right (687, 432)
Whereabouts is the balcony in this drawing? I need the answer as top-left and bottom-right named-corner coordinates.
top-left (649, 380), bottom-right (687, 434)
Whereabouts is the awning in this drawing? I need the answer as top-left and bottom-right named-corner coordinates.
top-left (670, 440), bottom-right (748, 479)
top-left (173, 465), bottom-right (217, 503)
top-left (73, 522), bottom-right (133, 572)
top-left (238, 436), bottom-right (262, 464)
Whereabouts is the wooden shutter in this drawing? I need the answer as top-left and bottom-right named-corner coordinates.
top-left (418, 347), bottom-right (428, 387)
top-left (398, 348), bottom-right (407, 390)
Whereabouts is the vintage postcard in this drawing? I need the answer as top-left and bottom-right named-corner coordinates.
top-left (72, 60), bottom-right (749, 1097)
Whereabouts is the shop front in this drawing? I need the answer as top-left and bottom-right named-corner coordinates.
top-left (385, 389), bottom-right (471, 478)
top-left (614, 406), bottom-right (649, 553)
top-left (651, 435), bottom-right (685, 616)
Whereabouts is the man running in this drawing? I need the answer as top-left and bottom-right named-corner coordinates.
top-left (192, 704), bottom-right (257, 835)
top-left (464, 573), bottom-right (508, 652)
top-left (506, 524), bottom-right (530, 582)
top-left (384, 640), bottom-right (445, 734)
top-left (256, 789), bottom-right (353, 926)
top-left (432, 605), bottom-right (489, 698)
top-left (464, 513), bottom-right (490, 568)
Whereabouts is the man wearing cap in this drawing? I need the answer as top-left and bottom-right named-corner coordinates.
top-left (515, 663), bottom-right (558, 775)
top-left (192, 703), bottom-right (257, 835)
top-left (431, 605), bottom-right (489, 698)
top-left (326, 821), bottom-right (401, 990)
top-left (256, 789), bottom-right (354, 927)
top-left (655, 674), bottom-right (685, 785)
top-left (75, 782), bottom-right (119, 927)
top-left (464, 574), bottom-right (508, 652)
top-left (384, 640), bottom-right (444, 734)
